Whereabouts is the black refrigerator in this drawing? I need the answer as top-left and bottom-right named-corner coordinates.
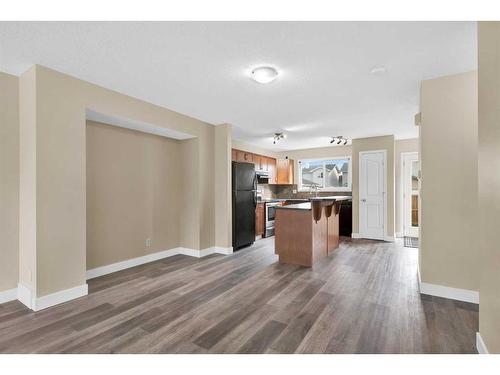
top-left (232, 161), bottom-right (257, 250)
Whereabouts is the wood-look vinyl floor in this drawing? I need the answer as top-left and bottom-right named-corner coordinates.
top-left (0, 237), bottom-right (478, 354)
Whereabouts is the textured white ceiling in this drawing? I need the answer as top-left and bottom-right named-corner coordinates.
top-left (0, 22), bottom-right (476, 151)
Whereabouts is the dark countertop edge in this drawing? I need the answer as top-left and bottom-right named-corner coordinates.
top-left (259, 197), bottom-right (352, 203)
top-left (309, 196), bottom-right (352, 201)
top-left (275, 202), bottom-right (312, 210)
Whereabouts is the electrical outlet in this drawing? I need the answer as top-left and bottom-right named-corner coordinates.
top-left (145, 238), bottom-right (151, 247)
top-left (292, 189), bottom-right (297, 194)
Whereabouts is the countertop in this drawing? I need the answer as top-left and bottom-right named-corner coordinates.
top-left (309, 195), bottom-right (352, 201)
top-left (258, 198), bottom-right (309, 203)
top-left (275, 202), bottom-right (312, 210)
top-left (259, 196), bottom-right (351, 203)
top-left (275, 196), bottom-right (352, 211)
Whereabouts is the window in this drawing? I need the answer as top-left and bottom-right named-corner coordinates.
top-left (298, 157), bottom-right (352, 192)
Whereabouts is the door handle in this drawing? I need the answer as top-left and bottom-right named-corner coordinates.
top-left (361, 199), bottom-right (366, 202)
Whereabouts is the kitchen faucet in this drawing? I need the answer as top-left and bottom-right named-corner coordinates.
top-left (310, 183), bottom-right (319, 197)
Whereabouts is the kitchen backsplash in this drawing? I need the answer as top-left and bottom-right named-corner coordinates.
top-left (259, 184), bottom-right (352, 199)
top-left (257, 184), bottom-right (274, 199)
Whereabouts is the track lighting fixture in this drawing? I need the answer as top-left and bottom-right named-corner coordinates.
top-left (273, 132), bottom-right (285, 144)
top-left (330, 136), bottom-right (350, 146)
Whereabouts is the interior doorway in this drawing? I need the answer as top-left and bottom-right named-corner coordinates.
top-left (402, 152), bottom-right (419, 239)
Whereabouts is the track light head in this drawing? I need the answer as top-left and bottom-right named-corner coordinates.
top-left (273, 132), bottom-right (285, 145)
top-left (330, 136), bottom-right (350, 146)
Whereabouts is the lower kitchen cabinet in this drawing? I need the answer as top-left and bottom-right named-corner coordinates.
top-left (255, 202), bottom-right (265, 236)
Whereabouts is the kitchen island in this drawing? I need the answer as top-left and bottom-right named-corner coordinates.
top-left (274, 196), bottom-right (351, 267)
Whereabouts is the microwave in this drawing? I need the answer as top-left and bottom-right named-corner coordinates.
top-left (256, 171), bottom-right (269, 184)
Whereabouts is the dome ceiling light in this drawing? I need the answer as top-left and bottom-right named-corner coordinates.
top-left (251, 66), bottom-right (279, 84)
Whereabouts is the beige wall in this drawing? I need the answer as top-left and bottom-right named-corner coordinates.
top-left (0, 72), bottom-right (19, 292)
top-left (19, 66), bottom-right (37, 291)
top-left (215, 125), bottom-right (232, 248)
top-left (419, 71), bottom-right (478, 291)
top-left (352, 135), bottom-right (395, 238)
top-left (277, 145), bottom-right (352, 187)
top-left (179, 138), bottom-right (200, 250)
top-left (18, 65), bottom-right (230, 298)
top-left (395, 138), bottom-right (419, 236)
top-left (86, 120), bottom-right (182, 269)
top-left (478, 22), bottom-right (500, 353)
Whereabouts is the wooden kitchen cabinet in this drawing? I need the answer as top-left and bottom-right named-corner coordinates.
top-left (276, 158), bottom-right (294, 185)
top-left (267, 157), bottom-right (277, 184)
top-left (255, 202), bottom-right (265, 236)
top-left (236, 150), bottom-right (253, 163)
top-left (231, 149), bottom-right (279, 184)
top-left (253, 154), bottom-right (263, 171)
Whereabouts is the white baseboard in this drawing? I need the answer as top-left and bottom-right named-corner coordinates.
top-left (0, 288), bottom-right (18, 304)
top-left (207, 246), bottom-right (234, 255)
top-left (6, 246), bottom-right (233, 311)
top-left (86, 246), bottom-right (233, 280)
top-left (17, 283), bottom-right (34, 309)
top-left (418, 277), bottom-right (479, 304)
top-left (476, 332), bottom-right (489, 354)
top-left (34, 284), bottom-right (88, 311)
top-left (87, 248), bottom-right (180, 279)
top-left (351, 232), bottom-right (394, 242)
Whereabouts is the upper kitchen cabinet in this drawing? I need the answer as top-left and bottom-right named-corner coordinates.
top-left (236, 150), bottom-right (253, 163)
top-left (267, 157), bottom-right (277, 184)
top-left (276, 158), bottom-right (294, 185)
top-left (231, 149), bottom-right (289, 184)
top-left (253, 154), bottom-right (263, 171)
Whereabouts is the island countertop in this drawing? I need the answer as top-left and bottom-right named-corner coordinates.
top-left (309, 195), bottom-right (352, 201)
top-left (276, 196), bottom-right (352, 210)
top-left (275, 202), bottom-right (312, 210)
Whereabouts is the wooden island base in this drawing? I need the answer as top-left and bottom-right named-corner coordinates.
top-left (274, 197), bottom-right (350, 267)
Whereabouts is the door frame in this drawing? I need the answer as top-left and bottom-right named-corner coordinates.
top-left (401, 151), bottom-right (419, 237)
top-left (358, 150), bottom-right (388, 241)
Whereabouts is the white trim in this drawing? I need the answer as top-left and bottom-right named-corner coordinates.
top-left (214, 247), bottom-right (234, 255)
top-left (17, 283), bottom-right (34, 309)
top-left (395, 232), bottom-right (403, 238)
top-left (297, 156), bottom-right (352, 192)
top-left (418, 279), bottom-right (479, 304)
top-left (359, 149), bottom-right (388, 241)
top-left (476, 332), bottom-right (489, 354)
top-left (384, 236), bottom-right (395, 242)
top-left (86, 109), bottom-right (194, 140)
top-left (34, 284), bottom-right (88, 311)
top-left (0, 288), bottom-right (18, 304)
top-left (351, 232), bottom-right (361, 239)
top-left (401, 152), bottom-right (419, 238)
top-left (86, 246), bottom-right (233, 280)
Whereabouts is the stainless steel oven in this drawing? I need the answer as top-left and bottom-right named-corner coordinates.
top-left (265, 202), bottom-right (279, 237)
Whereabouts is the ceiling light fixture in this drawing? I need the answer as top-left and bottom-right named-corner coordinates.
top-left (273, 132), bottom-right (285, 144)
top-left (330, 136), bottom-right (350, 146)
top-left (251, 66), bottom-right (279, 84)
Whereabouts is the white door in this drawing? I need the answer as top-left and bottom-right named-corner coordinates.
top-left (402, 152), bottom-right (419, 237)
top-left (359, 151), bottom-right (386, 240)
